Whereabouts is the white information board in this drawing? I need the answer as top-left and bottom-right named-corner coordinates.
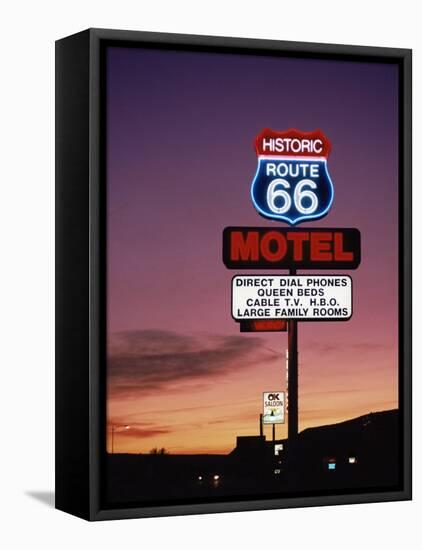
top-left (232, 275), bottom-right (352, 320)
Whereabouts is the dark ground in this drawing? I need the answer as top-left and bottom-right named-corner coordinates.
top-left (105, 409), bottom-right (400, 506)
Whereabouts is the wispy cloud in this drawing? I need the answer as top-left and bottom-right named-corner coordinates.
top-left (305, 341), bottom-right (392, 355)
top-left (108, 329), bottom-right (275, 399)
top-left (116, 425), bottom-right (172, 438)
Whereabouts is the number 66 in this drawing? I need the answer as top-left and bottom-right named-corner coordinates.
top-left (266, 178), bottom-right (318, 215)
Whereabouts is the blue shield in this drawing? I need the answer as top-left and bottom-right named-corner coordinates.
top-left (251, 157), bottom-right (334, 225)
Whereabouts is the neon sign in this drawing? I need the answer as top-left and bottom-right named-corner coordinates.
top-left (250, 128), bottom-right (334, 225)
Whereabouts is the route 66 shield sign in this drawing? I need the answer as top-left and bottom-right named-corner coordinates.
top-left (250, 128), bottom-right (334, 225)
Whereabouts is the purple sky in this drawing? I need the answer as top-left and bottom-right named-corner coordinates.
top-left (106, 46), bottom-right (399, 453)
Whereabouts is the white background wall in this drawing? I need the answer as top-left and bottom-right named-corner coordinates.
top-left (0, 1), bottom-right (419, 548)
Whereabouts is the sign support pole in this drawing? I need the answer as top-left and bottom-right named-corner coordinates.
top-left (288, 268), bottom-right (299, 441)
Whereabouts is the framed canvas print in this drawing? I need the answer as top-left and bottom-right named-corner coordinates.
top-left (55, 28), bottom-right (412, 520)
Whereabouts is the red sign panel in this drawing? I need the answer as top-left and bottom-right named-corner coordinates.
top-left (254, 128), bottom-right (331, 158)
top-left (223, 227), bottom-right (360, 270)
top-left (240, 319), bottom-right (288, 332)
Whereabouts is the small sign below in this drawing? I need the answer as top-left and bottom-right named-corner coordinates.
top-left (263, 392), bottom-right (285, 424)
top-left (232, 275), bottom-right (352, 321)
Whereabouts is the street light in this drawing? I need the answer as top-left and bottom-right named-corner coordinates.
top-left (110, 424), bottom-right (130, 454)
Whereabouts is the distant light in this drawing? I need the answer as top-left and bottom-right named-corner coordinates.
top-left (198, 475), bottom-right (203, 481)
top-left (349, 457), bottom-right (357, 464)
top-left (213, 474), bottom-right (220, 481)
top-left (328, 463), bottom-right (336, 470)
top-left (274, 444), bottom-right (284, 456)
top-left (274, 469), bottom-right (281, 474)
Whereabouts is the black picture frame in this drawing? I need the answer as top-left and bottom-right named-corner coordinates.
top-left (55, 28), bottom-right (412, 521)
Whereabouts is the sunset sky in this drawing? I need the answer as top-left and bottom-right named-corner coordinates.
top-left (106, 45), bottom-right (399, 454)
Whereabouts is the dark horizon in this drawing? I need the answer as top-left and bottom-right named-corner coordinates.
top-left (107, 407), bottom-right (398, 456)
top-left (106, 408), bottom-right (400, 505)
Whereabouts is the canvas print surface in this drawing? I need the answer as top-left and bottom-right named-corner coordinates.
top-left (104, 45), bottom-right (400, 506)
